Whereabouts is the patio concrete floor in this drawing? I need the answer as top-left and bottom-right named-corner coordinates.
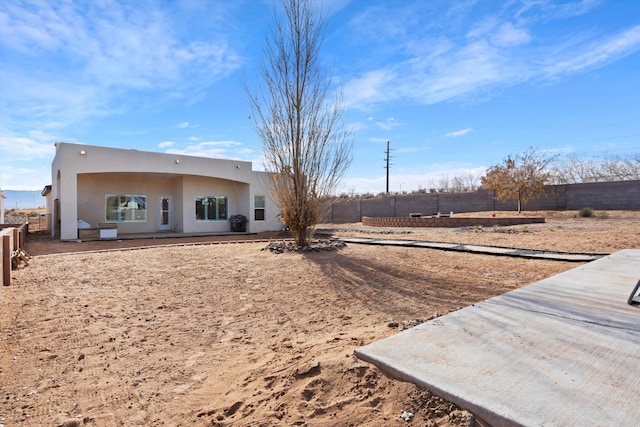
top-left (341, 237), bottom-right (603, 262)
top-left (355, 249), bottom-right (640, 426)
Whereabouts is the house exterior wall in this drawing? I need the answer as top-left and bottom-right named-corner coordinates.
top-left (250, 176), bottom-right (281, 233)
top-left (77, 174), bottom-right (179, 234)
top-left (179, 175), bottom-right (247, 233)
top-left (51, 142), bottom-right (283, 240)
top-left (39, 185), bottom-right (53, 232)
top-left (171, 176), bottom-right (184, 232)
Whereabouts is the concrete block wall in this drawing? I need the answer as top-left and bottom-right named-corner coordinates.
top-left (437, 191), bottom-right (494, 213)
top-left (563, 181), bottom-right (640, 210)
top-left (325, 180), bottom-right (640, 223)
top-left (328, 199), bottom-right (361, 223)
top-left (392, 194), bottom-right (438, 217)
top-left (361, 197), bottom-right (395, 218)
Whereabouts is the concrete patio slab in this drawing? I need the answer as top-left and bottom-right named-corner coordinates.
top-left (355, 249), bottom-right (640, 426)
top-left (342, 237), bottom-right (603, 261)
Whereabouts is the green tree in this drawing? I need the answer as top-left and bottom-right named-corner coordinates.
top-left (246, 0), bottom-right (352, 247)
top-left (481, 148), bottom-right (557, 213)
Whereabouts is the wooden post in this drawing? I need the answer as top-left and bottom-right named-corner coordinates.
top-left (2, 234), bottom-right (10, 286)
top-left (13, 228), bottom-right (20, 252)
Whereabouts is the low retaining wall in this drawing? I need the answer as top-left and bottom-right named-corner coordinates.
top-left (362, 216), bottom-right (545, 228)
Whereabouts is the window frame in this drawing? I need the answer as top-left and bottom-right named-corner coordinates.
top-left (195, 196), bottom-right (228, 221)
top-left (254, 195), bottom-right (265, 221)
top-left (105, 194), bottom-right (147, 222)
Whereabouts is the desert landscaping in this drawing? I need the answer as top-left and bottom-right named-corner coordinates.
top-left (1, 210), bottom-right (639, 426)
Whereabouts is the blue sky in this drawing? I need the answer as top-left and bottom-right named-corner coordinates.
top-left (1, 0), bottom-right (639, 194)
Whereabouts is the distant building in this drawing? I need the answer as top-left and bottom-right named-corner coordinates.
top-left (45, 142), bottom-right (282, 240)
top-left (0, 188), bottom-right (5, 224)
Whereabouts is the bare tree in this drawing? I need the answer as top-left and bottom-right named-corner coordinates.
top-left (432, 175), bottom-right (450, 193)
top-left (429, 172), bottom-right (480, 193)
top-left (600, 154), bottom-right (640, 181)
top-left (551, 153), bottom-right (640, 184)
top-left (246, 0), bottom-right (352, 247)
top-left (550, 154), bottom-right (596, 184)
top-left (451, 172), bottom-right (480, 192)
top-left (481, 147), bottom-right (557, 213)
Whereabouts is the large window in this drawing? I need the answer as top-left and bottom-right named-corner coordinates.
top-left (105, 194), bottom-right (147, 222)
top-left (195, 196), bottom-right (227, 221)
top-left (254, 195), bottom-right (265, 221)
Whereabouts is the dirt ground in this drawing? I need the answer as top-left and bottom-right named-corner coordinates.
top-left (1, 210), bottom-right (638, 426)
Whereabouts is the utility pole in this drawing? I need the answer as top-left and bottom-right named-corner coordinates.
top-left (384, 141), bottom-right (393, 193)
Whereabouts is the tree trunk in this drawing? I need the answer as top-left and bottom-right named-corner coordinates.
top-left (517, 196), bottom-right (522, 213)
top-left (294, 227), bottom-right (308, 247)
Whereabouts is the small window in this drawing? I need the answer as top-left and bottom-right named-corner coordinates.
top-left (254, 195), bottom-right (265, 221)
top-left (105, 194), bottom-right (147, 222)
top-left (195, 196), bottom-right (228, 221)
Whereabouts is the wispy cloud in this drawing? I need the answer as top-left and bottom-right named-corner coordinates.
top-left (444, 128), bottom-right (473, 138)
top-left (0, 131), bottom-right (57, 161)
top-left (0, 130), bottom-right (57, 189)
top-left (0, 1), bottom-right (243, 131)
top-left (515, 0), bottom-right (604, 23)
top-left (0, 164), bottom-right (51, 191)
top-left (375, 117), bottom-right (400, 130)
top-left (368, 137), bottom-right (390, 143)
top-left (343, 70), bottom-right (397, 108)
top-left (165, 141), bottom-right (246, 159)
top-left (158, 141), bottom-right (175, 148)
top-left (541, 25), bottom-right (640, 77)
top-left (341, 1), bottom-right (639, 109)
top-left (490, 23), bottom-right (531, 47)
top-left (176, 122), bottom-right (190, 128)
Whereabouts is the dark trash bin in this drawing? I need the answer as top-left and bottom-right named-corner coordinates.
top-left (229, 215), bottom-right (247, 232)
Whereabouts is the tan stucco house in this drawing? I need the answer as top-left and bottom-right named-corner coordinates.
top-left (46, 142), bottom-right (282, 240)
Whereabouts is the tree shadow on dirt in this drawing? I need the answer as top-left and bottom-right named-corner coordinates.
top-left (307, 249), bottom-right (474, 319)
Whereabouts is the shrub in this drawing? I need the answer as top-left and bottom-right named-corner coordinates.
top-left (597, 211), bottom-right (609, 219)
top-left (579, 207), bottom-right (594, 218)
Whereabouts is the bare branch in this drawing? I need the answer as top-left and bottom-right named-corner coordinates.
top-left (246, 0), bottom-right (352, 246)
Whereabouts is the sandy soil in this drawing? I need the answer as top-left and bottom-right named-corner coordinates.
top-left (1, 210), bottom-right (638, 426)
top-left (328, 210), bottom-right (640, 254)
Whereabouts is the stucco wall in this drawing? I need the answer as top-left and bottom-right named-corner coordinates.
top-left (180, 175), bottom-right (247, 233)
top-left (172, 177), bottom-right (185, 232)
top-left (324, 180), bottom-right (640, 223)
top-left (52, 142), bottom-right (283, 239)
top-left (77, 174), bottom-right (176, 234)
top-left (255, 188), bottom-right (284, 233)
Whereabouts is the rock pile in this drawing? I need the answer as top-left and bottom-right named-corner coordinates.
top-left (263, 239), bottom-right (347, 254)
